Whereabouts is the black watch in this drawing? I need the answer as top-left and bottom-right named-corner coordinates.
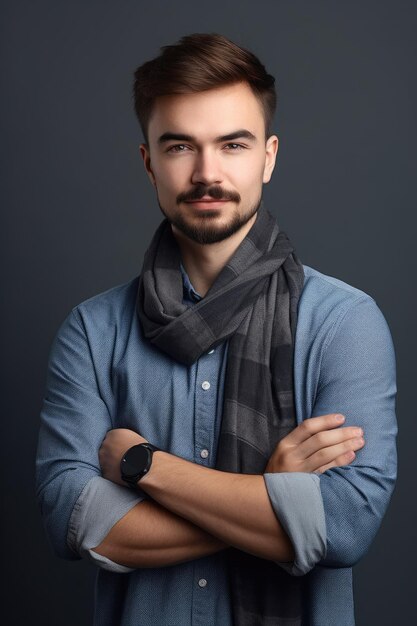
top-left (120, 443), bottom-right (162, 488)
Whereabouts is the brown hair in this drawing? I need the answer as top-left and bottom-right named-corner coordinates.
top-left (133, 33), bottom-right (276, 144)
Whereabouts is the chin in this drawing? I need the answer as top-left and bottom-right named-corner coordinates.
top-left (159, 198), bottom-right (261, 245)
top-left (174, 216), bottom-right (252, 245)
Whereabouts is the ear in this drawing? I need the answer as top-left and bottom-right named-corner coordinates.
top-left (263, 135), bottom-right (279, 183)
top-left (139, 143), bottom-right (156, 186)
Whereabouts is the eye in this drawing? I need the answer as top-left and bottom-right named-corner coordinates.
top-left (224, 143), bottom-right (245, 151)
top-left (167, 144), bottom-right (190, 153)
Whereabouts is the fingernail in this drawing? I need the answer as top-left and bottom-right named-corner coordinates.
top-left (335, 414), bottom-right (345, 422)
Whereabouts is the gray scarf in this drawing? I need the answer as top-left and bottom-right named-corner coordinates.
top-left (137, 201), bottom-right (305, 625)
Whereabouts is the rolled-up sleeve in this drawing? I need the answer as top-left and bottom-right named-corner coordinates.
top-left (263, 472), bottom-right (326, 575)
top-left (263, 295), bottom-right (397, 576)
top-left (35, 309), bottom-right (146, 571)
top-left (313, 296), bottom-right (397, 567)
top-left (68, 476), bottom-right (145, 572)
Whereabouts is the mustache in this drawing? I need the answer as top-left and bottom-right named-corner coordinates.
top-left (178, 184), bottom-right (240, 203)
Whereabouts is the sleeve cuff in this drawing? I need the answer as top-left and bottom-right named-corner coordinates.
top-left (263, 472), bottom-right (327, 576)
top-left (67, 476), bottom-right (147, 573)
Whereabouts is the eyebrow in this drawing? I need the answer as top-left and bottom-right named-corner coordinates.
top-left (157, 129), bottom-right (257, 145)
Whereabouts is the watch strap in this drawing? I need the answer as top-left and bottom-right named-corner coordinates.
top-left (142, 443), bottom-right (161, 453)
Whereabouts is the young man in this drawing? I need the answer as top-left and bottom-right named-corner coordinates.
top-left (36, 34), bottom-right (397, 626)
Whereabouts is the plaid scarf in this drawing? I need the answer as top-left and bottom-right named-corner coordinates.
top-left (137, 201), bottom-right (305, 625)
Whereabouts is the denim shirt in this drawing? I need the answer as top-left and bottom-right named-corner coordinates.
top-left (36, 264), bottom-right (397, 626)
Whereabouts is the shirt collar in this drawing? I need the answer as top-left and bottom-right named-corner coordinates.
top-left (180, 263), bottom-right (202, 303)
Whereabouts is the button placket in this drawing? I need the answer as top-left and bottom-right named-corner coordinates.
top-left (194, 344), bottom-right (219, 467)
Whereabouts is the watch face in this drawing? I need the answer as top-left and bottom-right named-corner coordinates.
top-left (121, 445), bottom-right (151, 479)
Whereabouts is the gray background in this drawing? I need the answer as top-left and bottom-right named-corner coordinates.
top-left (2, 1), bottom-right (416, 624)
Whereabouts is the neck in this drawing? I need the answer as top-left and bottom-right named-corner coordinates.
top-left (172, 213), bottom-right (257, 297)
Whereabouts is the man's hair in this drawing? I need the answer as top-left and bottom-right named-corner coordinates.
top-left (133, 33), bottom-right (277, 145)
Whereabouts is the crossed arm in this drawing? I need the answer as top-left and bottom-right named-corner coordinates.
top-left (92, 415), bottom-right (365, 569)
top-left (36, 297), bottom-right (397, 573)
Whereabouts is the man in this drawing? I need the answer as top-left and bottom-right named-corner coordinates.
top-left (36, 33), bottom-right (397, 626)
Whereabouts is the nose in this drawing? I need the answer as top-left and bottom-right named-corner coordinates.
top-left (190, 149), bottom-right (223, 186)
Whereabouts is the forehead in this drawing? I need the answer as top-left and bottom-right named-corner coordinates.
top-left (147, 82), bottom-right (265, 143)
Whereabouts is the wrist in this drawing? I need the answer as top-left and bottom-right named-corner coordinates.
top-left (139, 450), bottom-right (172, 490)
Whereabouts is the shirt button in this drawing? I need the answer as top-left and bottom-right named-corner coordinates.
top-left (208, 349), bottom-right (215, 354)
top-left (201, 381), bottom-right (211, 390)
top-left (200, 449), bottom-right (209, 459)
top-left (198, 578), bottom-right (207, 588)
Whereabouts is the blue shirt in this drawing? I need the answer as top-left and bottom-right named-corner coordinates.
top-left (36, 263), bottom-right (397, 626)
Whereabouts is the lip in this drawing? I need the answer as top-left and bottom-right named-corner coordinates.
top-left (184, 199), bottom-right (230, 208)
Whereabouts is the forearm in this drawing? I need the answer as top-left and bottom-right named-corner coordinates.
top-left (140, 451), bottom-right (295, 563)
top-left (92, 498), bottom-right (228, 568)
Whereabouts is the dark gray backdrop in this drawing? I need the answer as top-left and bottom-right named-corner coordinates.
top-left (2, 1), bottom-right (416, 624)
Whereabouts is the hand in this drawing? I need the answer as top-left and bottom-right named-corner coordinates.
top-left (264, 413), bottom-right (365, 475)
top-left (99, 428), bottom-right (148, 486)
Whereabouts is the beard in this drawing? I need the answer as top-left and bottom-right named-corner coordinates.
top-left (157, 195), bottom-right (263, 245)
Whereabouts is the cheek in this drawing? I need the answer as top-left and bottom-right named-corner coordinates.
top-left (154, 162), bottom-right (187, 196)
top-left (233, 151), bottom-right (264, 178)
top-left (231, 161), bottom-right (264, 193)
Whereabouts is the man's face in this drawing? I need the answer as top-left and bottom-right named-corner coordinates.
top-left (140, 81), bottom-right (278, 245)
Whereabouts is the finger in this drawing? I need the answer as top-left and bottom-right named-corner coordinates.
top-left (303, 436), bottom-right (365, 472)
top-left (285, 414), bottom-right (347, 445)
top-left (297, 426), bottom-right (364, 459)
top-left (314, 450), bottom-right (356, 474)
